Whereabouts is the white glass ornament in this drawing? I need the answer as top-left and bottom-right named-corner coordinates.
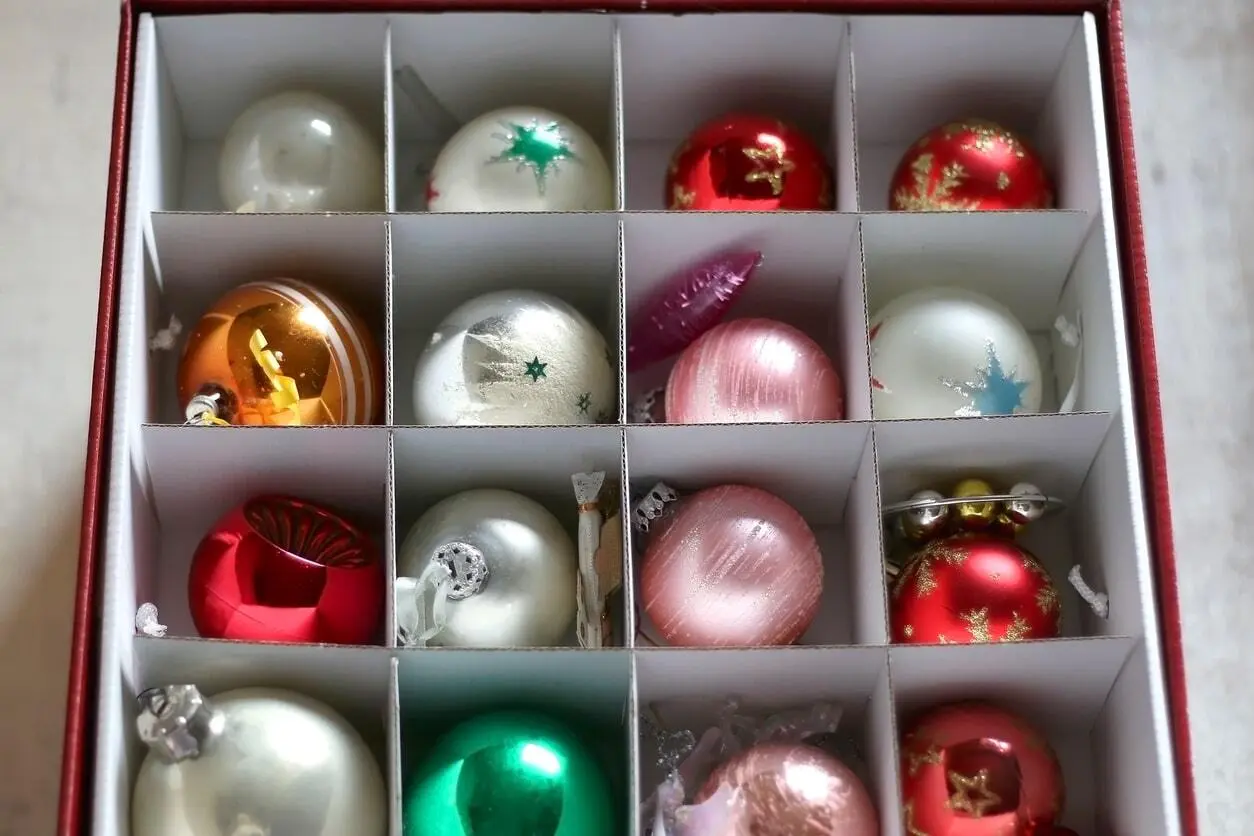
top-left (396, 488), bottom-right (578, 648)
top-left (426, 106), bottom-right (614, 212)
top-left (870, 286), bottom-right (1044, 419)
top-left (412, 289), bottom-right (616, 426)
top-left (219, 91), bottom-right (384, 213)
top-left (131, 685), bottom-right (386, 836)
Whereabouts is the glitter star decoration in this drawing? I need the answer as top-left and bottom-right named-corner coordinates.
top-left (577, 392), bottom-right (592, 414)
top-left (942, 341), bottom-right (1032, 416)
top-left (487, 120), bottom-right (579, 195)
top-left (947, 768), bottom-right (1002, 818)
top-left (523, 357), bottom-right (547, 382)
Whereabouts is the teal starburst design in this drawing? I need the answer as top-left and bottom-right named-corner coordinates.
top-left (523, 357), bottom-right (548, 382)
top-left (577, 392), bottom-right (592, 414)
top-left (942, 341), bottom-right (1031, 416)
top-left (487, 120), bottom-right (579, 195)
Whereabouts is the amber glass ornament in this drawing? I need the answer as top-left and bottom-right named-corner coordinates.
top-left (889, 119), bottom-right (1054, 211)
top-left (665, 114), bottom-right (833, 211)
top-left (177, 278), bottom-right (382, 426)
top-left (889, 479), bottom-right (1062, 644)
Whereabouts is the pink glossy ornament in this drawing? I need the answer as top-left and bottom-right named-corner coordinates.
top-left (693, 742), bottom-right (879, 836)
top-left (626, 250), bottom-right (761, 373)
top-left (665, 318), bottom-right (844, 424)
top-left (640, 484), bottom-right (824, 646)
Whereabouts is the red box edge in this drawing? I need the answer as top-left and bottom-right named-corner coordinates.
top-left (57, 2), bottom-right (1200, 835)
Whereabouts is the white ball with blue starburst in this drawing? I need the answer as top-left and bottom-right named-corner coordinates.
top-left (426, 106), bottom-right (614, 212)
top-left (869, 286), bottom-right (1043, 419)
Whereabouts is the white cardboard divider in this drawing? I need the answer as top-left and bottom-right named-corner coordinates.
top-left (890, 637), bottom-right (1138, 835)
top-left (625, 422), bottom-right (879, 646)
top-left (141, 425), bottom-right (391, 640)
top-left (635, 647), bottom-right (899, 834)
top-left (618, 14), bottom-right (853, 211)
top-left (851, 15), bottom-right (1099, 213)
top-left (387, 658), bottom-right (403, 836)
top-left (146, 212), bottom-right (390, 424)
top-left (148, 14), bottom-right (389, 211)
top-left (389, 212), bottom-right (622, 426)
top-left (388, 13), bottom-right (619, 211)
top-left (622, 212), bottom-right (869, 419)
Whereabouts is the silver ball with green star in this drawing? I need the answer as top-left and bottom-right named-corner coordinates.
top-left (413, 289), bottom-right (616, 425)
top-left (426, 106), bottom-right (614, 212)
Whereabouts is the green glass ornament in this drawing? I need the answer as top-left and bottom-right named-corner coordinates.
top-left (404, 709), bottom-right (616, 836)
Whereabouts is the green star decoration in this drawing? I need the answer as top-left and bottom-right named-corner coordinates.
top-left (523, 357), bottom-right (548, 382)
top-left (487, 121), bottom-right (579, 195)
top-left (577, 393), bottom-right (592, 414)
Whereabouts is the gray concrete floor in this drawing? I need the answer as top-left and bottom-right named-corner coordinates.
top-left (0, 1), bottom-right (1246, 833)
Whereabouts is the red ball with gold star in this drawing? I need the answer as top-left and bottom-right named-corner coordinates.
top-left (901, 702), bottom-right (1065, 836)
top-left (666, 114), bottom-right (833, 211)
top-left (888, 119), bottom-right (1054, 211)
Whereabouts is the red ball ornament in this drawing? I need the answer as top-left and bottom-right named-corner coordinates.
top-left (666, 114), bottom-right (834, 211)
top-left (891, 535), bottom-right (1062, 644)
top-left (901, 702), bottom-right (1065, 836)
top-left (188, 495), bottom-right (384, 645)
top-left (695, 742), bottom-right (878, 835)
top-left (888, 119), bottom-right (1054, 211)
top-left (665, 318), bottom-right (845, 424)
top-left (640, 484), bottom-right (823, 646)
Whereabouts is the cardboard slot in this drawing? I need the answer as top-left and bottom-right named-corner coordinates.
top-left (140, 14), bottom-right (389, 211)
top-left (625, 422), bottom-right (883, 647)
top-left (392, 425), bottom-right (627, 648)
top-left (634, 647), bottom-right (900, 836)
top-left (622, 212), bottom-right (869, 421)
top-left (137, 424), bottom-right (391, 642)
top-left (388, 13), bottom-right (620, 212)
top-left (618, 14), bottom-right (855, 212)
top-left (389, 212), bottom-right (623, 426)
top-left (396, 649), bottom-right (634, 832)
top-left (146, 212), bottom-right (390, 425)
top-left (890, 637), bottom-right (1138, 834)
top-left (851, 15), bottom-right (1103, 213)
top-left (874, 413), bottom-right (1135, 639)
top-left (861, 210), bottom-right (1097, 416)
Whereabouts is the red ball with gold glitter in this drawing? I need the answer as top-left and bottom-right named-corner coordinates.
top-left (888, 119), bottom-right (1054, 211)
top-left (901, 702), bottom-right (1066, 836)
top-left (666, 114), bottom-right (833, 211)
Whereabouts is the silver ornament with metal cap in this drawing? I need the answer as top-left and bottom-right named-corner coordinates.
top-left (396, 488), bottom-right (578, 648)
top-left (131, 685), bottom-right (386, 836)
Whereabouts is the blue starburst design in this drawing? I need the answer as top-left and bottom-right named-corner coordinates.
top-left (942, 341), bottom-right (1032, 416)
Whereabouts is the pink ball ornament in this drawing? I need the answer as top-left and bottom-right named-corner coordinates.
top-left (640, 484), bottom-right (824, 647)
top-left (665, 318), bottom-right (844, 424)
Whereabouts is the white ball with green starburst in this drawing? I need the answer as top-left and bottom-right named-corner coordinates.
top-left (426, 106), bottom-right (614, 212)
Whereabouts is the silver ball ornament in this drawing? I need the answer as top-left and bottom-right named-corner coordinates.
top-left (412, 290), bottom-right (616, 426)
top-left (131, 685), bottom-right (386, 836)
top-left (397, 488), bottom-right (578, 647)
top-left (1004, 482), bottom-right (1047, 524)
top-left (900, 489), bottom-right (949, 541)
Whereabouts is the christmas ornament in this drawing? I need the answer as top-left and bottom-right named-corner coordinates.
top-left (426, 106), bottom-right (614, 212)
top-left (626, 250), bottom-right (761, 373)
top-left (888, 119), bottom-right (1053, 211)
top-left (132, 684), bottom-right (387, 836)
top-left (178, 278), bottom-right (382, 426)
top-left (666, 318), bottom-right (844, 423)
top-left (404, 709), bottom-right (615, 836)
top-left (900, 702), bottom-right (1064, 836)
top-left (396, 488), bottom-right (578, 648)
top-left (692, 741), bottom-right (878, 836)
top-left (218, 91), bottom-right (384, 213)
top-left (640, 484), bottom-right (824, 646)
top-left (870, 286), bottom-right (1042, 420)
top-left (886, 479), bottom-right (1063, 644)
top-left (411, 290), bottom-right (616, 425)
top-left (188, 495), bottom-right (384, 645)
top-left (666, 114), bottom-right (833, 210)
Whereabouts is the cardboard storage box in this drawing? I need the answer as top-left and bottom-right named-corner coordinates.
top-left (61, 1), bottom-right (1198, 834)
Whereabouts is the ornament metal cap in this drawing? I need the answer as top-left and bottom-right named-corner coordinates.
top-left (184, 386), bottom-right (233, 426)
top-left (433, 541), bottom-right (489, 600)
top-left (136, 685), bottom-right (226, 763)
